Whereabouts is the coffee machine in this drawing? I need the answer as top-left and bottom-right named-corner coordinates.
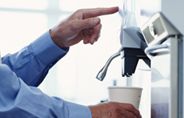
top-left (96, 4), bottom-right (151, 116)
top-left (96, 26), bottom-right (150, 81)
top-left (97, 0), bottom-right (184, 118)
top-left (96, 0), bottom-right (150, 82)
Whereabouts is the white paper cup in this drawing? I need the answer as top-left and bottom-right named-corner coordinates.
top-left (108, 86), bottom-right (142, 109)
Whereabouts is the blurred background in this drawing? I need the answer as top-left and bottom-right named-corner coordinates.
top-left (0, 0), bottom-right (151, 117)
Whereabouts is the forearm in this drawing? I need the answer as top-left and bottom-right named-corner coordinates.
top-left (0, 64), bottom-right (91, 118)
top-left (2, 31), bottom-right (69, 86)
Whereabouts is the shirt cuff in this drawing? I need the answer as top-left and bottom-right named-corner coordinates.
top-left (65, 101), bottom-right (92, 118)
top-left (29, 31), bottom-right (69, 65)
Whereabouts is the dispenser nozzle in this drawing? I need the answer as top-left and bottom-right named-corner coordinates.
top-left (96, 48), bottom-right (122, 81)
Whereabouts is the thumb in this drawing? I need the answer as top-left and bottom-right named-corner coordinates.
top-left (76, 17), bottom-right (100, 30)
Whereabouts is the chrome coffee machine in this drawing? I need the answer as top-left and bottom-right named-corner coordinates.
top-left (96, 26), bottom-right (150, 81)
top-left (96, 0), bottom-right (150, 81)
top-left (97, 0), bottom-right (184, 117)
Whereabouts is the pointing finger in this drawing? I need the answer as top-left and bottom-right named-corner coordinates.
top-left (82, 7), bottom-right (119, 18)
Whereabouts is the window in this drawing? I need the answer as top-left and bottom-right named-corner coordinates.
top-left (0, 0), bottom-right (47, 10)
top-left (0, 12), bottom-right (47, 54)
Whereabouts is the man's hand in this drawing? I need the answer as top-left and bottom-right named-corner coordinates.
top-left (89, 102), bottom-right (142, 118)
top-left (50, 7), bottom-right (118, 48)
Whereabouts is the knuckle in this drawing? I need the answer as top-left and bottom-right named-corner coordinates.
top-left (127, 104), bottom-right (135, 109)
top-left (69, 21), bottom-right (78, 31)
top-left (75, 9), bottom-right (81, 13)
top-left (76, 9), bottom-right (84, 14)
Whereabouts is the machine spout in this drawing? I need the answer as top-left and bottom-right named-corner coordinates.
top-left (121, 48), bottom-right (150, 77)
top-left (120, 27), bottom-right (150, 77)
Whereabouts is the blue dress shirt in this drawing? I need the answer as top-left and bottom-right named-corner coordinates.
top-left (0, 31), bottom-right (92, 118)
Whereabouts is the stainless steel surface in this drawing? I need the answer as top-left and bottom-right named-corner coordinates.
top-left (161, 0), bottom-right (184, 35)
top-left (149, 40), bottom-right (170, 118)
top-left (142, 12), bottom-right (183, 118)
top-left (149, 38), bottom-right (180, 118)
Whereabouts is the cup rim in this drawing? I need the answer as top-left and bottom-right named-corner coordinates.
top-left (108, 86), bottom-right (143, 90)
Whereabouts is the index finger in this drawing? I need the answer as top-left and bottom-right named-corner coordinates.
top-left (82, 7), bottom-right (119, 18)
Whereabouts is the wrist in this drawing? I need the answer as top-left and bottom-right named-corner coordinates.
top-left (49, 29), bottom-right (68, 48)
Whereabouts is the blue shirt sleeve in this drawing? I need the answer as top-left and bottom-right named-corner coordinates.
top-left (2, 31), bottom-right (68, 86)
top-left (0, 64), bottom-right (92, 118)
top-left (0, 32), bottom-right (92, 118)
